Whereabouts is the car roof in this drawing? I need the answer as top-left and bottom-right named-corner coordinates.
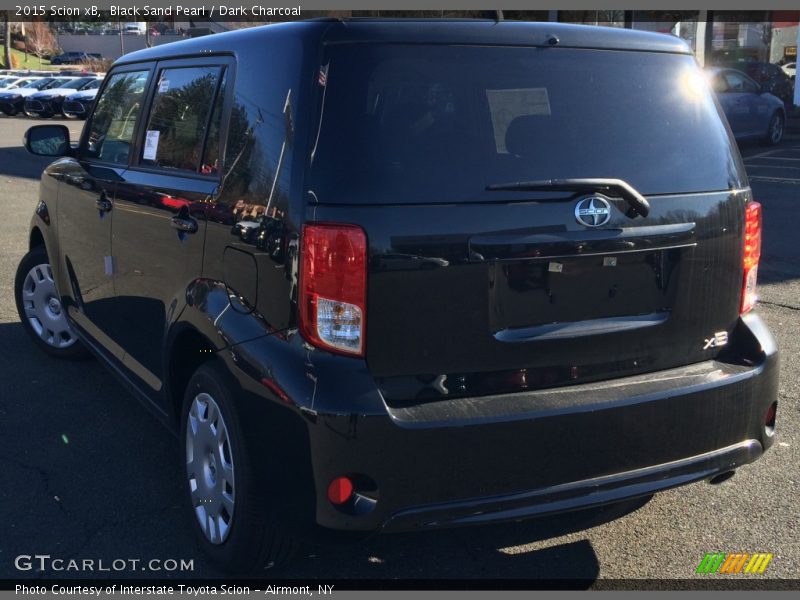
top-left (116, 19), bottom-right (691, 65)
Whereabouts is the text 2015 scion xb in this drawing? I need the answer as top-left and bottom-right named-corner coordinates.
top-left (15, 20), bottom-right (779, 571)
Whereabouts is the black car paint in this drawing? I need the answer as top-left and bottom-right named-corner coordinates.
top-left (62, 93), bottom-right (97, 119)
top-left (24, 78), bottom-right (99, 118)
top-left (27, 21), bottom-right (778, 542)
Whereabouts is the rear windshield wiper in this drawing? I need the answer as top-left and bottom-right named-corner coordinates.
top-left (486, 178), bottom-right (650, 218)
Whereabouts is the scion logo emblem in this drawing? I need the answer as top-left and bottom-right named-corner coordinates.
top-left (575, 197), bottom-right (612, 227)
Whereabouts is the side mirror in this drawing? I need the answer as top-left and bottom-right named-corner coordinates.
top-left (24, 125), bottom-right (71, 157)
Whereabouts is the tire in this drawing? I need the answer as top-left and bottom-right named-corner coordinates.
top-left (14, 246), bottom-right (89, 360)
top-left (180, 361), bottom-right (299, 573)
top-left (763, 111), bottom-right (785, 146)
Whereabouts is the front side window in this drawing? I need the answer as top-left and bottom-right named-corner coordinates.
top-left (140, 66), bottom-right (222, 173)
top-left (723, 71), bottom-right (758, 94)
top-left (83, 69), bottom-right (150, 165)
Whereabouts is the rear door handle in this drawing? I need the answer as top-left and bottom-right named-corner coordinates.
top-left (171, 216), bottom-right (198, 234)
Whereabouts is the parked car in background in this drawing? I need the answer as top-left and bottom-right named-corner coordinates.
top-left (0, 76), bottom-right (41, 91)
top-left (51, 52), bottom-right (102, 65)
top-left (123, 22), bottom-right (146, 35)
top-left (739, 61), bottom-right (795, 109)
top-left (6, 70), bottom-right (53, 78)
top-left (0, 77), bottom-right (74, 116)
top-left (781, 62), bottom-right (795, 80)
top-left (62, 81), bottom-right (103, 119)
top-left (25, 77), bottom-right (101, 118)
top-left (231, 215), bottom-right (268, 241)
top-left (56, 69), bottom-right (102, 77)
top-left (707, 67), bottom-right (786, 145)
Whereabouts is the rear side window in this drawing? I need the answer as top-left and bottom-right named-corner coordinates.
top-left (140, 66), bottom-right (222, 173)
top-left (309, 45), bottom-right (743, 203)
top-left (83, 70), bottom-right (150, 164)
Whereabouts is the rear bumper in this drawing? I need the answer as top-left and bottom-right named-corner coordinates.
top-left (230, 313), bottom-right (778, 537)
top-left (382, 439), bottom-right (761, 532)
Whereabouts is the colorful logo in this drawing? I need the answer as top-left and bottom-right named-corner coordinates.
top-left (696, 552), bottom-right (773, 574)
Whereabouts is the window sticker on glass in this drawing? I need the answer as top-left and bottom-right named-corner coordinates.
top-left (158, 79), bottom-right (169, 93)
top-left (486, 88), bottom-right (551, 153)
top-left (143, 130), bottom-right (160, 161)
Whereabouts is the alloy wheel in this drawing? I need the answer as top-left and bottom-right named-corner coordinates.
top-left (770, 114), bottom-right (784, 144)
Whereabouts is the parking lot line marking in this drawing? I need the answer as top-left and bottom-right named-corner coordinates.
top-left (742, 149), bottom-right (782, 161)
top-left (753, 157), bottom-right (800, 162)
top-left (745, 164), bottom-right (800, 171)
top-left (749, 176), bottom-right (800, 185)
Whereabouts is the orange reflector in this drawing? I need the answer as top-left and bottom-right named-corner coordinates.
top-left (327, 476), bottom-right (354, 505)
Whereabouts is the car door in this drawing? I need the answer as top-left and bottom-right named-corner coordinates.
top-left (747, 72), bottom-right (776, 135)
top-left (724, 70), bottom-right (763, 136)
top-left (57, 66), bottom-right (154, 356)
top-left (110, 59), bottom-right (230, 401)
top-left (737, 72), bottom-right (766, 135)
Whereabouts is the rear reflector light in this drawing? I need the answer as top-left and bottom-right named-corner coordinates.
top-left (299, 223), bottom-right (367, 356)
top-left (765, 402), bottom-right (777, 435)
top-left (741, 201), bottom-right (762, 315)
top-left (260, 377), bottom-right (292, 405)
top-left (327, 476), bottom-right (354, 505)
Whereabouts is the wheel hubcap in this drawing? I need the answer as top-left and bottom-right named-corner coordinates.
top-left (772, 117), bottom-right (783, 143)
top-left (21, 263), bottom-right (77, 349)
top-left (186, 393), bottom-right (235, 544)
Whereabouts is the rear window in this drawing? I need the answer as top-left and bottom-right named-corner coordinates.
top-left (309, 45), bottom-right (743, 204)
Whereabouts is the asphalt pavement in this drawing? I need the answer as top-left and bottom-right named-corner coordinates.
top-left (0, 116), bottom-right (797, 587)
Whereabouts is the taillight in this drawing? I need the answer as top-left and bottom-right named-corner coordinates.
top-left (299, 223), bottom-right (367, 356)
top-left (741, 201), bottom-right (762, 315)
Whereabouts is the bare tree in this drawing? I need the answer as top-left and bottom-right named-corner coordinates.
top-left (3, 11), bottom-right (12, 69)
top-left (26, 21), bottom-right (56, 65)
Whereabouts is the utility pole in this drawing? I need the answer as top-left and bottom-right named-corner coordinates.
top-left (795, 23), bottom-right (800, 107)
top-left (2, 11), bottom-right (11, 69)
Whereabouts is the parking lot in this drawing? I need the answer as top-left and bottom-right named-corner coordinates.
top-left (0, 115), bottom-right (798, 587)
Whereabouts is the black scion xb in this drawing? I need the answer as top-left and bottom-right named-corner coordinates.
top-left (16, 20), bottom-right (779, 571)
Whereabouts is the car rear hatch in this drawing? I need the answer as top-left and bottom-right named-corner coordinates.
top-left (307, 40), bottom-right (749, 406)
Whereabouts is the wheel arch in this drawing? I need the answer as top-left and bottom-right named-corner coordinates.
top-left (29, 227), bottom-right (45, 251)
top-left (165, 324), bottom-right (219, 427)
